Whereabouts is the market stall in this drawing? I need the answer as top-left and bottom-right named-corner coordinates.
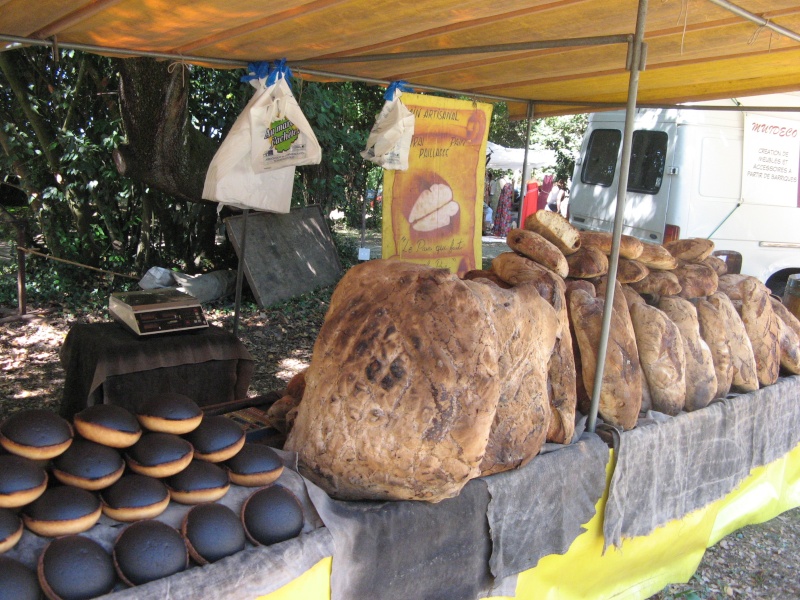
top-left (3, 1), bottom-right (800, 599)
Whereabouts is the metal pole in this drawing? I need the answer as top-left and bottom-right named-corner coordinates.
top-left (16, 223), bottom-right (26, 316)
top-left (586, 0), bottom-right (649, 434)
top-left (518, 101), bottom-right (534, 225)
top-left (705, 0), bottom-right (800, 43)
top-left (232, 209), bottom-right (249, 337)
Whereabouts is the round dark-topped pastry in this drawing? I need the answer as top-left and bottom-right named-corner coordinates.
top-left (73, 404), bottom-right (142, 448)
top-left (241, 484), bottom-right (304, 546)
top-left (184, 416), bottom-right (245, 463)
top-left (101, 474), bottom-right (170, 522)
top-left (225, 443), bottom-right (284, 487)
top-left (124, 432), bottom-right (194, 478)
top-left (0, 508), bottom-right (22, 554)
top-left (0, 556), bottom-right (40, 600)
top-left (135, 393), bottom-right (202, 435)
top-left (52, 438), bottom-right (125, 491)
top-left (0, 409), bottom-right (73, 460)
top-left (38, 535), bottom-right (115, 600)
top-left (113, 520), bottom-right (188, 586)
top-left (166, 459), bottom-right (230, 504)
top-left (23, 486), bottom-right (102, 537)
top-left (0, 454), bottom-right (48, 508)
top-left (182, 503), bottom-right (246, 565)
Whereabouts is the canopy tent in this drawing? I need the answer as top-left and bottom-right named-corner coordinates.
top-left (485, 142), bottom-right (556, 172)
top-left (1, 0), bottom-right (799, 119)
top-left (3, 0), bottom-right (799, 432)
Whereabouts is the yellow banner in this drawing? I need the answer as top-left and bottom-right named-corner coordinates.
top-left (382, 94), bottom-right (492, 275)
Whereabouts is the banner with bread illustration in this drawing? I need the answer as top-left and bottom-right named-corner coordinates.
top-left (382, 94), bottom-right (492, 275)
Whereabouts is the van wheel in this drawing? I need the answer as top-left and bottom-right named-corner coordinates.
top-left (766, 270), bottom-right (800, 298)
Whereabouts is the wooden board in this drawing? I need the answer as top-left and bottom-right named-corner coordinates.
top-left (225, 205), bottom-right (342, 307)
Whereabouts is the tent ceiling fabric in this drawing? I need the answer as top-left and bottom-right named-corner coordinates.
top-left (2, 0), bottom-right (800, 117)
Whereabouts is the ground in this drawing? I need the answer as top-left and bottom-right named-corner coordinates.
top-left (1, 232), bottom-right (799, 598)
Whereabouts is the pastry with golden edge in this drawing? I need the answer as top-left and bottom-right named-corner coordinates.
top-left (0, 508), bottom-right (22, 554)
top-left (241, 484), bottom-right (304, 546)
top-left (0, 454), bottom-right (48, 508)
top-left (38, 535), bottom-right (115, 600)
top-left (73, 404), bottom-right (142, 448)
top-left (184, 416), bottom-right (245, 463)
top-left (52, 438), bottom-right (125, 491)
top-left (165, 459), bottom-right (230, 504)
top-left (225, 443), bottom-right (284, 487)
top-left (182, 503), bottom-right (246, 565)
top-left (125, 432), bottom-right (194, 478)
top-left (0, 409), bottom-right (73, 460)
top-left (135, 393), bottom-right (203, 435)
top-left (100, 474), bottom-right (170, 522)
top-left (113, 520), bottom-right (188, 586)
top-left (22, 485), bottom-right (102, 537)
top-left (0, 556), bottom-right (40, 600)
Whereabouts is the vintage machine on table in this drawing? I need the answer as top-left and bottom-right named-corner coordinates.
top-left (108, 289), bottom-right (208, 336)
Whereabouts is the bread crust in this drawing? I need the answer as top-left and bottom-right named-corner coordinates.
top-left (0, 434), bottom-right (72, 461)
top-left (228, 467), bottom-right (283, 487)
top-left (136, 414), bottom-right (203, 435)
top-left (674, 262), bottom-right (719, 299)
top-left (523, 211), bottom-right (581, 255)
top-left (637, 242), bottom-right (678, 270)
top-left (52, 463), bottom-right (125, 491)
top-left (665, 238), bottom-right (715, 261)
top-left (125, 451), bottom-right (194, 478)
top-left (101, 495), bottom-right (170, 522)
top-left (23, 505), bottom-right (102, 537)
top-left (167, 484), bottom-right (230, 505)
top-left (506, 229), bottom-right (569, 278)
top-left (579, 230), bottom-right (644, 259)
top-left (629, 270), bottom-right (682, 297)
top-left (73, 419), bottom-right (142, 449)
top-left (566, 246), bottom-right (608, 279)
top-left (0, 475), bottom-right (47, 509)
top-left (192, 435), bottom-right (245, 463)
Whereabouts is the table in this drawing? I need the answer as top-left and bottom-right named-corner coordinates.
top-left (59, 323), bottom-right (254, 418)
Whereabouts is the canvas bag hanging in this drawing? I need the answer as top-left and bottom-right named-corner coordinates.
top-left (361, 81), bottom-right (415, 170)
top-left (249, 62), bottom-right (322, 172)
top-left (202, 62), bottom-right (294, 213)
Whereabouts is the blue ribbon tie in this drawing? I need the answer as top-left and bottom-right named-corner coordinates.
top-left (385, 80), bottom-right (414, 101)
top-left (240, 61), bottom-right (271, 82)
top-left (267, 58), bottom-right (293, 90)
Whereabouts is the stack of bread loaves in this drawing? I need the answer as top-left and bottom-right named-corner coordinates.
top-left (285, 213), bottom-right (800, 503)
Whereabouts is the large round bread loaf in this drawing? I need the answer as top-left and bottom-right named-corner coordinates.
top-left (568, 287), bottom-right (642, 429)
top-left (284, 260), bottom-right (557, 501)
top-left (629, 303), bottom-right (686, 416)
top-left (694, 295), bottom-right (734, 399)
top-left (716, 274), bottom-right (770, 302)
top-left (492, 251), bottom-right (560, 287)
top-left (674, 262), bottom-right (719, 299)
top-left (637, 242), bottom-right (678, 270)
top-left (579, 230), bottom-right (644, 259)
top-left (700, 254), bottom-right (728, 276)
top-left (664, 238), bottom-right (715, 261)
top-left (523, 211), bottom-right (581, 255)
top-left (616, 258), bottom-right (649, 284)
top-left (738, 279), bottom-right (781, 387)
top-left (461, 269), bottom-right (512, 289)
top-left (506, 229), bottom-right (569, 278)
top-left (629, 270), bottom-right (682, 297)
top-left (770, 297), bottom-right (800, 375)
top-left (566, 246), bottom-right (608, 279)
top-left (658, 297), bottom-right (717, 411)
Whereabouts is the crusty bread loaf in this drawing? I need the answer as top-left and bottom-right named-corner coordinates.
top-left (637, 242), bottom-right (678, 270)
top-left (616, 258), bottom-right (650, 284)
top-left (694, 294), bottom-right (734, 399)
top-left (506, 229), bottom-right (569, 278)
top-left (770, 297), bottom-right (800, 375)
top-left (665, 238), bottom-right (715, 262)
top-left (462, 269), bottom-right (512, 289)
top-left (658, 296), bottom-right (717, 411)
top-left (738, 279), bottom-right (780, 387)
top-left (519, 268), bottom-right (576, 444)
top-left (674, 262), bottom-right (719, 299)
top-left (702, 292), bottom-right (759, 393)
top-left (285, 260), bottom-right (558, 501)
top-left (523, 211), bottom-right (581, 256)
top-left (267, 395), bottom-right (301, 434)
top-left (579, 230), bottom-right (644, 259)
top-left (629, 270), bottom-right (682, 297)
top-left (565, 279), bottom-right (595, 297)
top-left (621, 284), bottom-right (646, 309)
top-left (568, 288), bottom-right (642, 429)
top-left (492, 252), bottom-right (560, 287)
top-left (566, 246), bottom-right (609, 279)
top-left (716, 274), bottom-right (770, 302)
top-left (629, 303), bottom-right (686, 416)
top-left (700, 254), bottom-right (728, 277)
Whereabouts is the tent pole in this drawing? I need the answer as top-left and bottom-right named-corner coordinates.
top-left (586, 0), bottom-right (649, 434)
top-left (232, 208), bottom-right (249, 337)
top-left (518, 101), bottom-right (534, 225)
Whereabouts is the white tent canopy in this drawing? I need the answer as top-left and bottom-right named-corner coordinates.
top-left (485, 142), bottom-right (556, 172)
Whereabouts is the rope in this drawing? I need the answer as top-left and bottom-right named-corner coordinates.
top-left (16, 247), bottom-right (139, 280)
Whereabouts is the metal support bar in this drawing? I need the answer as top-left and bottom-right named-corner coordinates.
top-left (706, 0), bottom-right (800, 43)
top-left (290, 34), bottom-right (632, 66)
top-left (587, 0), bottom-right (650, 434)
top-left (517, 101), bottom-right (535, 223)
top-left (232, 209), bottom-right (249, 337)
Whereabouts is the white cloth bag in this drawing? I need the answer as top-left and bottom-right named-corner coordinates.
top-left (202, 73), bottom-right (295, 213)
top-left (361, 85), bottom-right (415, 170)
top-left (249, 77), bottom-right (322, 172)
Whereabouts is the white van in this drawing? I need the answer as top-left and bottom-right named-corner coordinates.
top-left (568, 95), bottom-right (800, 293)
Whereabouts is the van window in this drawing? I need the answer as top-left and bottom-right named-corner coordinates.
top-left (628, 131), bottom-right (668, 194)
top-left (581, 129), bottom-right (622, 186)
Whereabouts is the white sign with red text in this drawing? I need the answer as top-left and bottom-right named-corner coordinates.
top-left (742, 113), bottom-right (800, 207)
